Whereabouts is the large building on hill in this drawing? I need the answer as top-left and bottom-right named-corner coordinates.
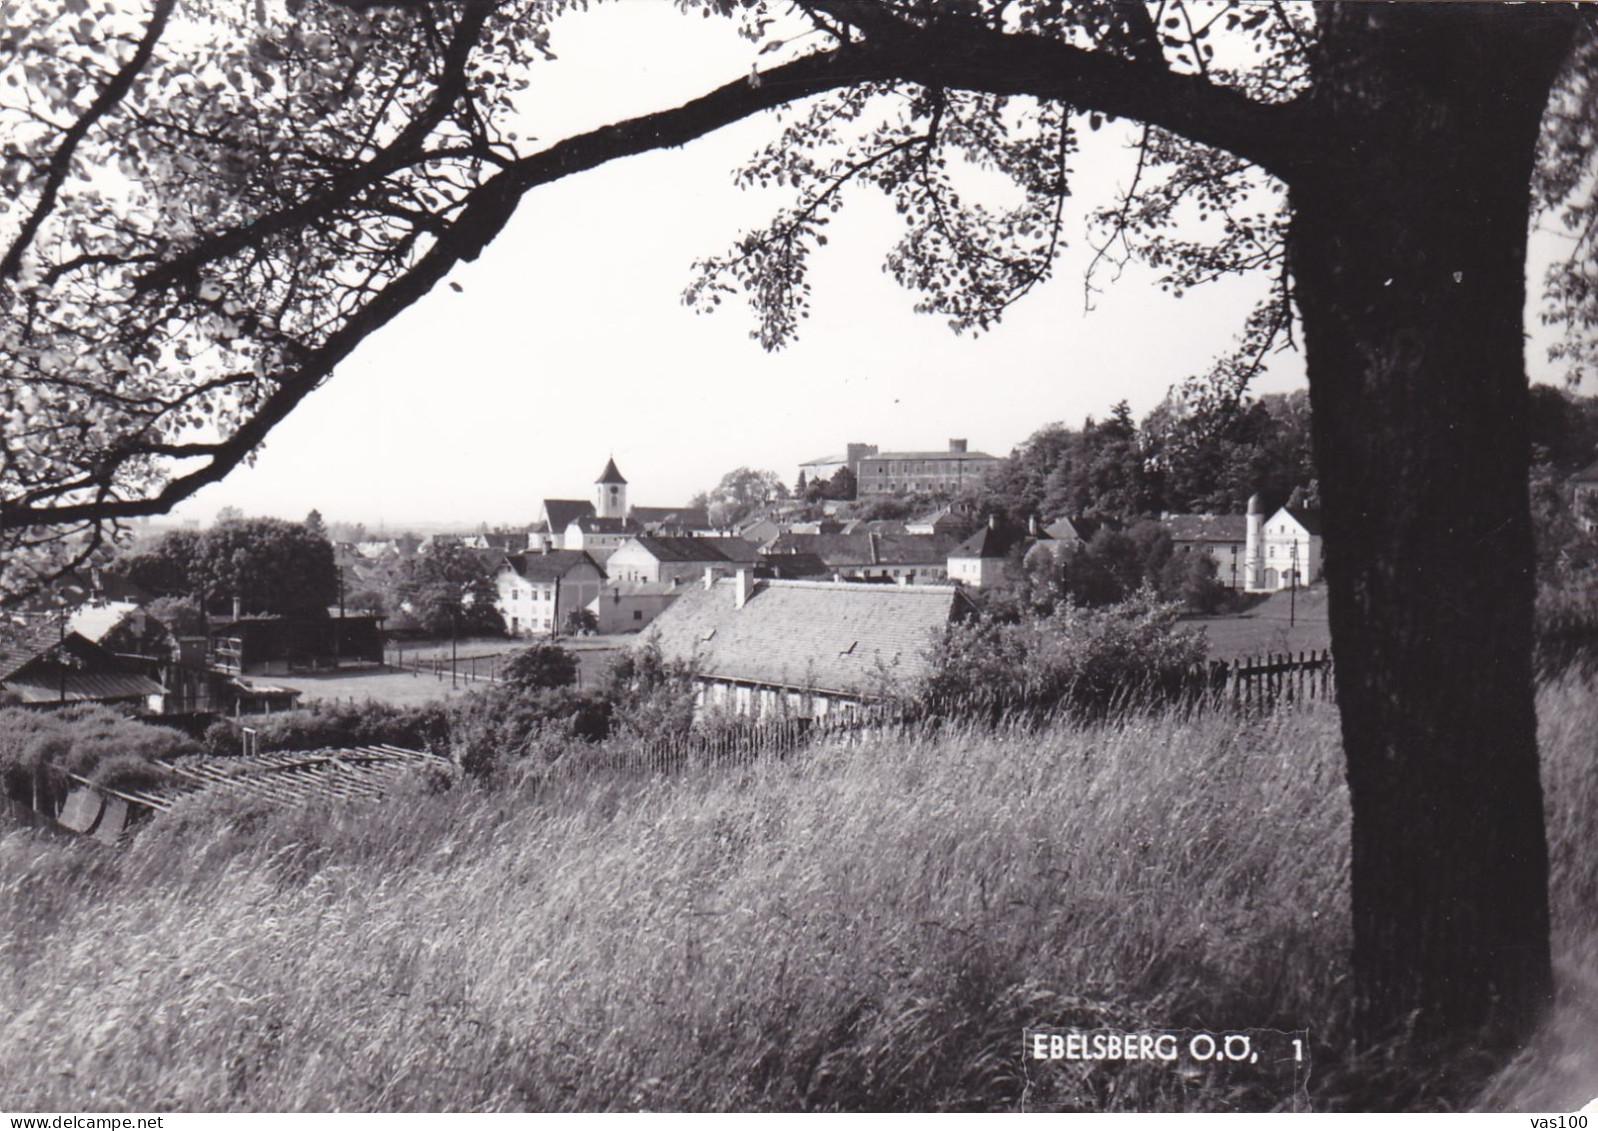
top-left (798, 439), bottom-right (1002, 498)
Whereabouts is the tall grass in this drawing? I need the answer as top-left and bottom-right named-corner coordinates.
top-left (0, 678), bottom-right (1592, 1112)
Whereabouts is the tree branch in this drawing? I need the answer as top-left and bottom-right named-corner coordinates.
top-left (0, 0), bottom-right (176, 282)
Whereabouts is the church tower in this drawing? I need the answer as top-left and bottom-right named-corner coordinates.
top-left (596, 456), bottom-right (628, 519)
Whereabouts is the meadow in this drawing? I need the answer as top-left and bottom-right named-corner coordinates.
top-left (0, 675), bottom-right (1593, 1112)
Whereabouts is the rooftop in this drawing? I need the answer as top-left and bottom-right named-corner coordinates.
top-left (643, 578), bottom-right (970, 697)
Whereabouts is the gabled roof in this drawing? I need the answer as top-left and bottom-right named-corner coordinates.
top-left (1160, 514), bottom-right (1250, 543)
top-left (596, 457), bottom-right (628, 485)
top-left (501, 550), bottom-right (603, 582)
top-left (697, 536), bottom-right (762, 563)
top-left (541, 499), bottom-right (595, 531)
top-left (643, 579), bottom-right (971, 697)
top-left (0, 619), bottom-right (67, 680)
top-left (622, 536), bottom-right (735, 564)
top-left (1572, 459), bottom-right (1598, 484)
top-left (951, 523), bottom-right (1043, 560)
top-left (572, 515), bottom-right (640, 535)
top-left (763, 532), bottom-right (958, 566)
top-left (68, 601), bottom-right (143, 643)
top-left (5, 671), bottom-right (165, 705)
top-left (1278, 506), bottom-right (1324, 536)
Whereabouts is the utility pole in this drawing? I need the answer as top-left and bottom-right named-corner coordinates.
top-left (1289, 540), bottom-right (1299, 629)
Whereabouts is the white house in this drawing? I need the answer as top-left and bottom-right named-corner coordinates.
top-left (495, 550), bottom-right (605, 637)
top-left (1159, 514), bottom-right (1251, 591)
top-left (587, 580), bottom-right (684, 633)
top-left (1245, 495), bottom-right (1323, 591)
top-left (947, 517), bottom-right (1050, 589)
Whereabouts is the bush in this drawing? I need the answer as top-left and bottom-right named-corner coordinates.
top-left (920, 592), bottom-right (1209, 718)
top-left (202, 700), bottom-right (453, 758)
top-left (502, 643), bottom-right (579, 691)
top-left (0, 705), bottom-right (199, 811)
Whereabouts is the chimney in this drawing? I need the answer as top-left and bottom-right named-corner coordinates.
top-left (231, 595), bottom-right (242, 619)
top-left (703, 566), bottom-right (717, 590)
top-left (1029, 515), bottom-right (1039, 537)
top-left (949, 438), bottom-right (968, 453)
top-left (733, 567), bottom-right (755, 609)
top-left (988, 514), bottom-right (998, 531)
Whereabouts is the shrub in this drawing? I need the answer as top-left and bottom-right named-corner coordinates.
top-left (921, 591), bottom-right (1209, 718)
top-left (202, 700), bottom-right (452, 758)
top-left (502, 643), bottom-right (579, 691)
top-left (0, 705), bottom-right (198, 811)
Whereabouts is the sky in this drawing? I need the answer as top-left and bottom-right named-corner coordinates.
top-left (165, 2), bottom-right (1570, 532)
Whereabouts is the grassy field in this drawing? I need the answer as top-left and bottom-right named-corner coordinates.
top-left (271, 637), bottom-right (631, 707)
top-left (1186, 587), bottom-right (1332, 660)
top-left (1, 674), bottom-right (1593, 1112)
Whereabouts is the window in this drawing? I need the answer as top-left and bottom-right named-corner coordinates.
top-left (633, 610), bottom-right (643, 621)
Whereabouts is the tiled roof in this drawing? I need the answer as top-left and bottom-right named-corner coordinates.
top-left (6, 671), bottom-right (165, 705)
top-left (697, 536), bottom-right (761, 563)
top-left (0, 619), bottom-right (67, 679)
top-left (1572, 459), bottom-right (1598, 484)
top-left (1160, 514), bottom-right (1249, 543)
top-left (643, 579), bottom-right (969, 697)
top-left (763, 532), bottom-right (958, 565)
top-left (1281, 506), bottom-right (1324, 536)
top-left (502, 551), bottom-right (603, 582)
top-left (68, 602), bottom-right (142, 643)
top-left (572, 516), bottom-right (640, 534)
top-left (863, 449), bottom-right (1000, 462)
top-left (542, 499), bottom-right (595, 531)
top-left (626, 536), bottom-right (735, 564)
top-left (951, 524), bottom-right (1041, 559)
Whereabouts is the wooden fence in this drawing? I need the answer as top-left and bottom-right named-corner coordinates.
top-left (383, 649), bottom-right (510, 687)
top-left (551, 651), bottom-right (1332, 784)
top-left (1205, 650), bottom-right (1335, 709)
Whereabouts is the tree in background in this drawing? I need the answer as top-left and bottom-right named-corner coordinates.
top-left (396, 542), bottom-right (502, 638)
top-left (303, 509), bottom-right (327, 539)
top-left (502, 643), bottom-right (578, 693)
top-left (697, 467), bottom-right (790, 527)
top-left (118, 518), bottom-right (335, 617)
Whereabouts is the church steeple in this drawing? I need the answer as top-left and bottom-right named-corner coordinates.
top-left (596, 456), bottom-right (628, 519)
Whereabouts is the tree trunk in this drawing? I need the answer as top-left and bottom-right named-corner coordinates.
top-left (1289, 4), bottom-right (1577, 1044)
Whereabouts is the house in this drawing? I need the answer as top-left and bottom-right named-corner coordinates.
top-left (1245, 495), bottom-right (1323, 591)
top-left (1159, 514), bottom-right (1251, 590)
top-left (587, 580), bottom-right (685, 633)
top-left (907, 506), bottom-right (975, 537)
top-left (0, 619), bottom-right (166, 711)
top-left (854, 439), bottom-right (1002, 497)
top-left (496, 550), bottom-right (606, 637)
top-left (947, 517), bottom-right (1051, 589)
top-left (538, 459), bottom-right (713, 557)
top-left (761, 532), bottom-right (958, 583)
top-left (604, 535), bottom-right (761, 585)
top-left (642, 570), bottom-right (975, 720)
